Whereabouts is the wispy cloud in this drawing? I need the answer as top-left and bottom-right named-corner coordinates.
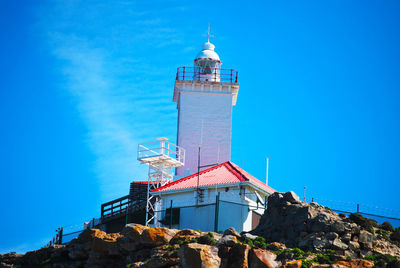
top-left (37, 0), bottom-right (189, 201)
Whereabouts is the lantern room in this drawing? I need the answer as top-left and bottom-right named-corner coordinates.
top-left (193, 41), bottom-right (222, 82)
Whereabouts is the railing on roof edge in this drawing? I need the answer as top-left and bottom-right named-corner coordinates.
top-left (176, 66), bottom-right (238, 83)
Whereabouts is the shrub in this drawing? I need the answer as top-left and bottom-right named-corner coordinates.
top-left (324, 249), bottom-right (336, 255)
top-left (390, 229), bottom-right (400, 243)
top-left (244, 238), bottom-right (254, 247)
top-left (380, 222), bottom-right (394, 232)
top-left (253, 236), bottom-right (268, 248)
top-left (364, 254), bottom-right (398, 265)
top-left (302, 259), bottom-right (314, 268)
top-left (349, 213), bottom-right (378, 230)
top-left (198, 232), bottom-right (217, 246)
top-left (314, 253), bottom-right (332, 264)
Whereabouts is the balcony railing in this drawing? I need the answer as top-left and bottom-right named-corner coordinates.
top-left (176, 67), bottom-right (238, 83)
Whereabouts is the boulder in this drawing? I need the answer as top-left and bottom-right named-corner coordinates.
top-left (144, 244), bottom-right (180, 268)
top-left (223, 227), bottom-right (241, 238)
top-left (266, 242), bottom-right (286, 251)
top-left (332, 238), bottom-right (348, 250)
top-left (348, 241), bottom-right (360, 251)
top-left (118, 224), bottom-right (148, 252)
top-left (242, 233), bottom-right (259, 241)
top-left (170, 229), bottom-right (201, 244)
top-left (358, 230), bottom-right (376, 250)
top-left (217, 235), bottom-right (238, 247)
top-left (140, 227), bottom-right (177, 247)
top-left (326, 232), bottom-right (339, 241)
top-left (121, 223), bottom-right (148, 241)
top-left (313, 237), bottom-right (330, 250)
top-left (333, 259), bottom-right (374, 268)
top-left (227, 243), bottom-right (251, 268)
top-left (283, 191), bottom-right (300, 203)
top-left (179, 243), bottom-right (220, 268)
top-left (248, 248), bottom-right (278, 268)
top-left (283, 259), bottom-right (302, 268)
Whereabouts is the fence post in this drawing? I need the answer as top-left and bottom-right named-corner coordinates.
top-left (214, 192), bottom-right (220, 232)
top-left (59, 227), bottom-right (63, 245)
top-left (125, 206), bottom-right (129, 225)
top-left (357, 204), bottom-right (360, 214)
top-left (169, 200), bottom-right (173, 229)
top-left (183, 67), bottom-right (185, 80)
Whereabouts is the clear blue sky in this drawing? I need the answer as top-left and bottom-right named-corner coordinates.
top-left (1, 0), bottom-right (400, 253)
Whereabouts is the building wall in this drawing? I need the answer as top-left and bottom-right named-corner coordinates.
top-left (176, 92), bottom-right (233, 176)
top-left (154, 185), bottom-right (267, 232)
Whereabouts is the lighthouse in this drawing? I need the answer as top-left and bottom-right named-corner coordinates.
top-left (173, 37), bottom-right (239, 176)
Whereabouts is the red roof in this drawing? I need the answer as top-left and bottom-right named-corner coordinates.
top-left (151, 161), bottom-right (276, 193)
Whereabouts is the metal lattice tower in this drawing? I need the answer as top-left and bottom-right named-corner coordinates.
top-left (137, 137), bottom-right (185, 226)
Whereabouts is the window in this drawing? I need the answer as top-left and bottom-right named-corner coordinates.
top-left (160, 207), bottom-right (180, 226)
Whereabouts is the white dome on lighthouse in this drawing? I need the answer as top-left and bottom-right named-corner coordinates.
top-left (194, 41), bottom-right (221, 63)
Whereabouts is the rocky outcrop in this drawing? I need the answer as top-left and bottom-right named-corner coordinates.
top-left (1, 192), bottom-right (399, 267)
top-left (252, 191), bottom-right (400, 259)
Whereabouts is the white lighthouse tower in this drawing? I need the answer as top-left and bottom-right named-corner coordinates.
top-left (173, 35), bottom-right (239, 176)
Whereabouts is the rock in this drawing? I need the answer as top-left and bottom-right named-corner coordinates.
top-left (326, 232), bottom-right (339, 240)
top-left (248, 248), bottom-right (278, 268)
top-left (310, 264), bottom-right (330, 268)
top-left (344, 250), bottom-right (358, 259)
top-left (332, 238), bottom-right (348, 250)
top-left (227, 243), bottom-right (250, 268)
top-left (217, 235), bottom-right (238, 247)
top-left (242, 233), bottom-right (258, 241)
top-left (266, 242), bottom-right (286, 251)
top-left (144, 244), bottom-right (180, 268)
top-left (333, 259), bottom-right (374, 268)
top-left (341, 233), bottom-right (351, 243)
top-left (313, 237), bottom-right (330, 250)
top-left (20, 246), bottom-right (64, 266)
top-left (252, 191), bottom-right (400, 257)
top-left (118, 224), bottom-right (148, 252)
top-left (0, 252), bottom-right (23, 267)
top-left (140, 227), bottom-right (177, 246)
top-left (283, 191), bottom-right (300, 203)
top-left (358, 230), bottom-right (376, 249)
top-left (284, 259), bottom-right (302, 268)
top-left (373, 238), bottom-right (400, 256)
top-left (170, 229), bottom-right (201, 244)
top-left (348, 241), bottom-right (360, 251)
top-left (331, 222), bottom-right (346, 234)
top-left (179, 243), bottom-right (220, 268)
top-left (121, 223), bottom-right (148, 241)
top-left (68, 244), bottom-right (88, 260)
top-left (223, 227), bottom-right (241, 238)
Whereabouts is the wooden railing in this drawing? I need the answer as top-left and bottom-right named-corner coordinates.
top-left (101, 195), bottom-right (147, 221)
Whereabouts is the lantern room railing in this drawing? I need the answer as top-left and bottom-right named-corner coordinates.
top-left (176, 67), bottom-right (238, 83)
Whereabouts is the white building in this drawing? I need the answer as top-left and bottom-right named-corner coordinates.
top-left (151, 161), bottom-right (276, 232)
top-left (174, 40), bottom-right (239, 176)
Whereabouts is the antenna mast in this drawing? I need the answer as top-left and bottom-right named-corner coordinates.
top-left (266, 156), bottom-right (269, 185)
